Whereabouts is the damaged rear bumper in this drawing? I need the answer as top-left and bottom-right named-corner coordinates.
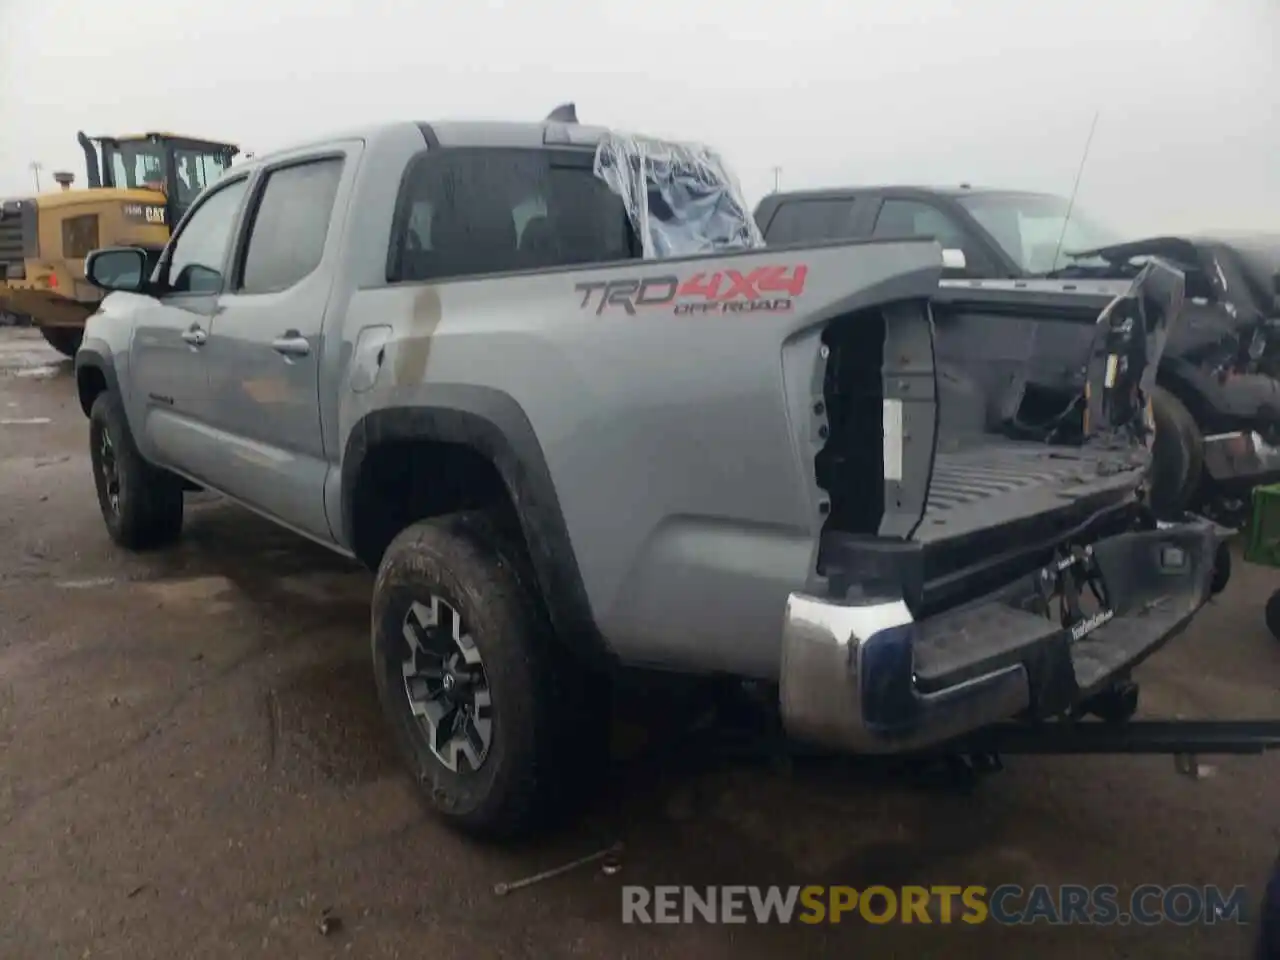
top-left (779, 516), bottom-right (1220, 754)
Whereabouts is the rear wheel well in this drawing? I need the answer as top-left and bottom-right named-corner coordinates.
top-left (77, 364), bottom-right (108, 416)
top-left (348, 439), bottom-right (522, 571)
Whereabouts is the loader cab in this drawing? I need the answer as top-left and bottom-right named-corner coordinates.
top-left (79, 131), bottom-right (240, 229)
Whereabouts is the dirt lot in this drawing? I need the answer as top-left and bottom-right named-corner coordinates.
top-left (2, 327), bottom-right (1279, 959)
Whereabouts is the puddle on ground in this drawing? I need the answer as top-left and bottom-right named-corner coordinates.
top-left (13, 365), bottom-right (60, 380)
top-left (266, 658), bottom-right (399, 788)
top-left (132, 575), bottom-right (239, 616)
top-left (275, 572), bottom-right (370, 607)
top-left (56, 577), bottom-right (117, 590)
top-left (141, 575), bottom-right (234, 600)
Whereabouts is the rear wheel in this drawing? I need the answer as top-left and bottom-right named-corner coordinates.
top-left (1148, 386), bottom-right (1204, 519)
top-left (39, 326), bottom-right (83, 359)
top-left (371, 512), bottom-right (606, 841)
top-left (88, 391), bottom-right (184, 549)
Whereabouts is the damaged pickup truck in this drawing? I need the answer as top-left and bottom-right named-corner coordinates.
top-left (756, 186), bottom-right (1280, 521)
top-left (73, 110), bottom-right (1263, 841)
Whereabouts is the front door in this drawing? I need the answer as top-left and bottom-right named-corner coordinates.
top-left (199, 150), bottom-right (353, 541)
top-left (127, 175), bottom-right (250, 472)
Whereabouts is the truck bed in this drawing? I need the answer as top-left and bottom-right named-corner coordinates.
top-left (916, 441), bottom-right (1142, 543)
top-left (814, 260), bottom-right (1180, 617)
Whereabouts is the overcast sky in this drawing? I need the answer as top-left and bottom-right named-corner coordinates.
top-left (1, 0), bottom-right (1276, 236)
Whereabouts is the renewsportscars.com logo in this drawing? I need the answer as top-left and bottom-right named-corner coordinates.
top-left (621, 884), bottom-right (1250, 926)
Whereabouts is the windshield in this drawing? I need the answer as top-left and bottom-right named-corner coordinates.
top-left (957, 192), bottom-right (1123, 274)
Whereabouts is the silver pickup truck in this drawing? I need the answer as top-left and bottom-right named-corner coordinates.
top-left (73, 114), bottom-right (1226, 840)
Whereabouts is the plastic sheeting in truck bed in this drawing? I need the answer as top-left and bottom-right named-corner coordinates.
top-left (593, 132), bottom-right (764, 260)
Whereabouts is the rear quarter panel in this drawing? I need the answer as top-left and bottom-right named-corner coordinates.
top-left (340, 238), bottom-right (941, 678)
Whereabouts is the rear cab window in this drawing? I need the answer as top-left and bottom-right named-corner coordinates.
top-left (388, 148), bottom-right (639, 283)
top-left (762, 198), bottom-right (859, 245)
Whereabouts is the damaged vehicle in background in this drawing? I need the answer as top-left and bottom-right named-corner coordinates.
top-left (72, 107), bottom-right (1273, 842)
top-left (755, 185), bottom-right (1280, 523)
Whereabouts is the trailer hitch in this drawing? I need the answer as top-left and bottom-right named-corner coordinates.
top-left (944, 718), bottom-right (1280, 780)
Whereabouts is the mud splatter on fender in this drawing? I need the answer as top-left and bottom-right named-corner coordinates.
top-left (393, 285), bottom-right (443, 386)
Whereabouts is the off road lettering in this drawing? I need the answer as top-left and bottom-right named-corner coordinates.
top-left (678, 273), bottom-right (723, 299)
top-left (575, 276), bottom-right (679, 315)
top-left (678, 266), bottom-right (808, 302)
top-left (576, 264), bottom-right (808, 316)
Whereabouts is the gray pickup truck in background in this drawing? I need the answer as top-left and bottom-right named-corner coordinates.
top-left (74, 114), bottom-right (1225, 840)
top-left (755, 185), bottom-right (1280, 523)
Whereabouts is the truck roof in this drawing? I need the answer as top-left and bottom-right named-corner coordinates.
top-left (238, 119), bottom-right (613, 173)
top-left (93, 132), bottom-right (239, 149)
top-left (766, 184), bottom-right (1062, 202)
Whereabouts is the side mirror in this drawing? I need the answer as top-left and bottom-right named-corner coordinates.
top-left (941, 248), bottom-right (968, 272)
top-left (85, 247), bottom-right (148, 293)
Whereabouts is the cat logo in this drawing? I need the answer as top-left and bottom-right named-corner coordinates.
top-left (121, 202), bottom-right (166, 226)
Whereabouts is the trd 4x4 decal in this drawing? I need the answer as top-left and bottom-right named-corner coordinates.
top-left (575, 265), bottom-right (808, 316)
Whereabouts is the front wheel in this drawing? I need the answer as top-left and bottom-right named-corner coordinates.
top-left (371, 512), bottom-right (604, 841)
top-left (88, 391), bottom-right (184, 549)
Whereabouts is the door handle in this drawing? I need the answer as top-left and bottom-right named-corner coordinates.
top-left (272, 333), bottom-right (311, 358)
top-left (181, 326), bottom-right (207, 347)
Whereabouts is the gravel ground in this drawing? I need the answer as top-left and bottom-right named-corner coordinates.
top-left (1, 327), bottom-right (1279, 959)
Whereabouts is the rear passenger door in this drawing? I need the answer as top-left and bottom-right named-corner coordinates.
top-left (759, 196), bottom-right (866, 245)
top-left (198, 144), bottom-right (361, 541)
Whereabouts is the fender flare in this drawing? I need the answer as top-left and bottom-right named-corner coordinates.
top-left (340, 386), bottom-right (610, 663)
top-left (73, 345), bottom-right (120, 416)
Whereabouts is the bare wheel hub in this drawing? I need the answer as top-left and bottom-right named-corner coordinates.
top-left (401, 597), bottom-right (493, 773)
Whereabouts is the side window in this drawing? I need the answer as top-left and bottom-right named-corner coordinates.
top-left (173, 149), bottom-right (233, 208)
top-left (763, 199), bottom-right (858, 245)
top-left (238, 158), bottom-right (344, 295)
top-left (873, 199), bottom-right (972, 248)
top-left (389, 148), bottom-right (637, 283)
top-left (165, 177), bottom-right (249, 295)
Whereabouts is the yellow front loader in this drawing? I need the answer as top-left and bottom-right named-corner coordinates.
top-left (0, 131), bottom-right (239, 356)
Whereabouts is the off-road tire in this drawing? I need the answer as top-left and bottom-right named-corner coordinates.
top-left (40, 326), bottom-right (83, 359)
top-left (1148, 385), bottom-right (1205, 519)
top-left (88, 391), bottom-right (184, 549)
top-left (371, 511), bottom-right (605, 841)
